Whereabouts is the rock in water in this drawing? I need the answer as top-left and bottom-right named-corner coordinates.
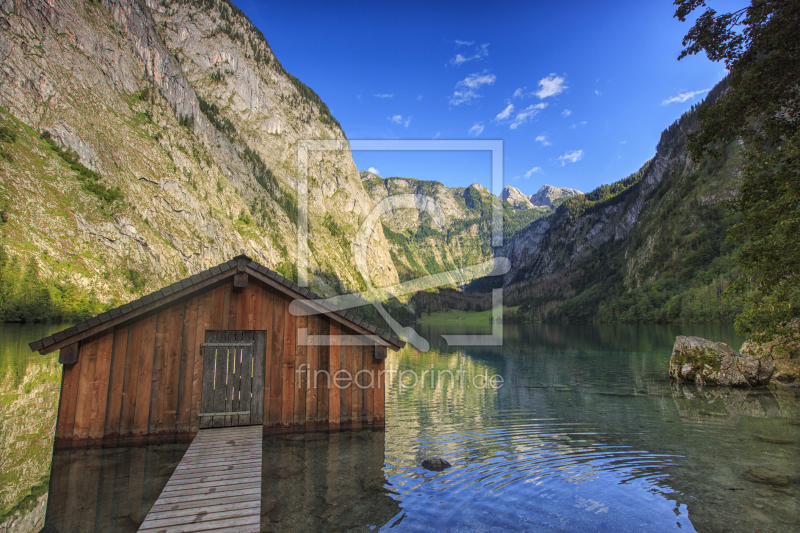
top-left (742, 467), bottom-right (792, 486)
top-left (740, 319), bottom-right (800, 385)
top-left (421, 456), bottom-right (451, 471)
top-left (669, 336), bottom-right (775, 387)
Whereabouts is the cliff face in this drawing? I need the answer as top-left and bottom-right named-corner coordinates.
top-left (499, 79), bottom-right (742, 321)
top-left (362, 176), bottom-right (497, 287)
top-left (503, 129), bottom-right (687, 285)
top-left (0, 0), bottom-right (398, 301)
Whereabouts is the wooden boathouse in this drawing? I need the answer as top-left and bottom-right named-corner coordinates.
top-left (30, 255), bottom-right (405, 448)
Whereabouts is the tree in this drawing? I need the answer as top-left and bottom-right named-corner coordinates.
top-left (674, 0), bottom-right (800, 342)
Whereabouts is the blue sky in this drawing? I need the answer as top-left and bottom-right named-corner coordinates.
top-left (235, 0), bottom-right (737, 195)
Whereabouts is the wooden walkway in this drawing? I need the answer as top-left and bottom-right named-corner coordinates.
top-left (138, 425), bottom-right (262, 533)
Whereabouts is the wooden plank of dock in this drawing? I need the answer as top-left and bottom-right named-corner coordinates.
top-left (138, 425), bottom-right (262, 533)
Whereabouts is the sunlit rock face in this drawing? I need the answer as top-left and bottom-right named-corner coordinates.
top-left (0, 0), bottom-right (399, 301)
top-left (528, 184), bottom-right (582, 207)
top-left (669, 335), bottom-right (774, 387)
top-left (740, 319), bottom-right (800, 385)
top-left (501, 186), bottom-right (535, 209)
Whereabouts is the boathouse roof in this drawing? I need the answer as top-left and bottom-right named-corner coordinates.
top-left (29, 255), bottom-right (406, 355)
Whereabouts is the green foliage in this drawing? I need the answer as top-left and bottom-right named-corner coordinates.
top-left (511, 134), bottom-right (744, 325)
top-left (675, 0), bottom-right (800, 156)
top-left (40, 131), bottom-right (123, 206)
top-left (238, 209), bottom-right (253, 225)
top-left (0, 124), bottom-right (16, 144)
top-left (503, 204), bottom-right (551, 240)
top-left (0, 124), bottom-right (16, 162)
top-left (561, 160), bottom-right (651, 221)
top-left (197, 95), bottom-right (237, 138)
top-left (727, 136), bottom-right (800, 342)
top-left (0, 248), bottom-right (108, 323)
top-left (382, 223), bottom-right (428, 281)
top-left (178, 113), bottom-right (195, 130)
top-left (674, 0), bottom-right (800, 341)
top-left (240, 145), bottom-right (297, 224)
top-left (124, 268), bottom-right (147, 294)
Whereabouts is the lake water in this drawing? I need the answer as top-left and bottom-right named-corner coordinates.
top-left (1, 322), bottom-right (798, 532)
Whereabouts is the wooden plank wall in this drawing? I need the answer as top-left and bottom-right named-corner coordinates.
top-left (54, 279), bottom-right (387, 448)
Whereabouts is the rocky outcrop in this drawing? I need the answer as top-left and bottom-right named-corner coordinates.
top-left (740, 319), bottom-right (800, 385)
top-left (0, 0), bottom-right (399, 301)
top-left (501, 185), bottom-right (535, 209)
top-left (669, 336), bottom-right (774, 387)
top-left (528, 184), bottom-right (582, 207)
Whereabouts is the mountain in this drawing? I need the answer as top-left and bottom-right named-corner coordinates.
top-left (0, 0), bottom-right (741, 329)
top-left (528, 184), bottom-right (582, 207)
top-left (0, 0), bottom-right (399, 308)
top-left (490, 79), bottom-right (742, 324)
top-left (500, 186), bottom-right (535, 209)
top-left (500, 184), bottom-right (582, 210)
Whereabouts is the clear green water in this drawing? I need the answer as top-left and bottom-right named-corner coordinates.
top-left (2, 323), bottom-right (798, 532)
top-left (0, 324), bottom-right (68, 531)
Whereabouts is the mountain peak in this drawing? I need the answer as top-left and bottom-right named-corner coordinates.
top-left (529, 184), bottom-right (582, 207)
top-left (501, 185), bottom-right (534, 209)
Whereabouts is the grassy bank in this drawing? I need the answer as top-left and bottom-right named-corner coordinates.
top-left (418, 306), bottom-right (518, 326)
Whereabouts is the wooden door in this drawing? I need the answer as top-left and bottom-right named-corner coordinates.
top-left (199, 331), bottom-right (266, 429)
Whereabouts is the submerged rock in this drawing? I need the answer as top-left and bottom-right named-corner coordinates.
top-left (421, 456), bottom-right (451, 471)
top-left (669, 336), bottom-right (775, 387)
top-left (742, 467), bottom-right (792, 486)
top-left (740, 319), bottom-right (800, 386)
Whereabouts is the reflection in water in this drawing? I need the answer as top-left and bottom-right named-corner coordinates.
top-left (42, 431), bottom-right (399, 532)
top-left (0, 324), bottom-right (67, 532)
top-left (7, 322), bottom-right (800, 532)
top-left (379, 323), bottom-right (799, 532)
top-left (42, 444), bottom-right (188, 532)
top-left (261, 431), bottom-right (399, 532)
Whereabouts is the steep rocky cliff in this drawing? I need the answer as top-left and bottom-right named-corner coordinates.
top-left (497, 79), bottom-right (742, 323)
top-left (0, 0), bottom-right (398, 302)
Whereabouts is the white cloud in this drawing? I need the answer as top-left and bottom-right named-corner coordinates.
top-left (535, 134), bottom-right (551, 146)
top-left (495, 104), bottom-right (514, 121)
top-left (661, 89), bottom-right (709, 105)
top-left (510, 103), bottom-right (547, 129)
top-left (451, 43), bottom-right (489, 66)
top-left (534, 74), bottom-right (567, 99)
top-left (455, 39), bottom-right (474, 46)
top-left (524, 166), bottom-right (542, 178)
top-left (388, 115), bottom-right (412, 128)
top-left (619, 140), bottom-right (626, 144)
top-left (569, 121), bottom-right (587, 129)
top-left (561, 109), bottom-right (571, 117)
top-left (417, 94), bottom-right (423, 101)
top-left (594, 90), bottom-right (601, 95)
top-left (433, 132), bottom-right (442, 139)
top-left (368, 167), bottom-right (380, 175)
top-left (512, 175), bottom-right (520, 180)
top-left (374, 93), bottom-right (394, 98)
top-left (450, 71), bottom-right (496, 105)
top-left (557, 149), bottom-right (583, 165)
top-left (512, 88), bottom-right (525, 99)
top-left (468, 122), bottom-right (485, 136)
